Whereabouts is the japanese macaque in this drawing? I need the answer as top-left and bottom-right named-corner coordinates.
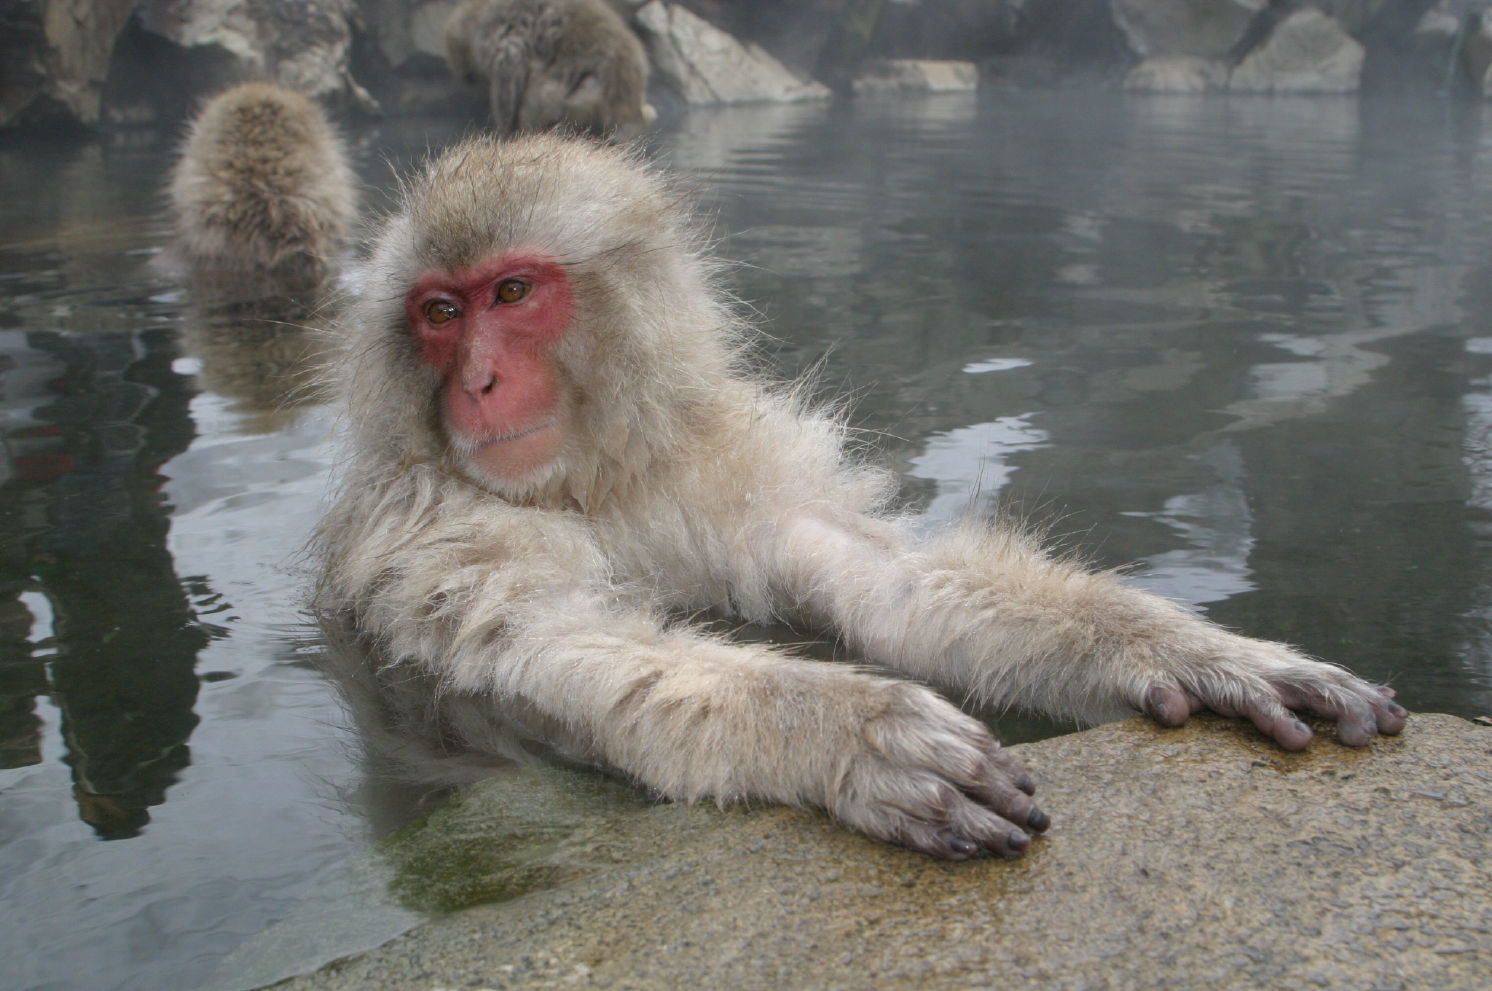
top-left (312, 133), bottom-right (1407, 860)
top-left (168, 82), bottom-right (357, 283)
top-left (445, 0), bottom-right (656, 136)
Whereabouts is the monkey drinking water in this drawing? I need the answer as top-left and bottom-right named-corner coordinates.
top-left (312, 134), bottom-right (1406, 860)
top-left (446, 0), bottom-right (656, 137)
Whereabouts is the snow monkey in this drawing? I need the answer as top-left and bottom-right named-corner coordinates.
top-left (168, 82), bottom-right (357, 282)
top-left (312, 134), bottom-right (1407, 860)
top-left (445, 0), bottom-right (656, 136)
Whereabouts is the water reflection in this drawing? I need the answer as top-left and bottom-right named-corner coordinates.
top-left (0, 133), bottom-right (363, 991)
top-left (0, 326), bottom-right (204, 837)
top-left (1121, 441), bottom-right (1257, 606)
top-left (908, 414), bottom-right (1049, 524)
top-left (171, 272), bottom-right (332, 434)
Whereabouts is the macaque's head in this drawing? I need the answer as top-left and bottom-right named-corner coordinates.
top-left (336, 134), bottom-right (735, 505)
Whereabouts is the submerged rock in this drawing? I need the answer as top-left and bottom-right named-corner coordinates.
top-left (232, 712), bottom-right (1490, 990)
top-left (1124, 54), bottom-right (1228, 92)
top-left (851, 59), bottom-right (979, 95)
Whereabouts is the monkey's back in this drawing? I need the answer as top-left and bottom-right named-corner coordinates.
top-left (169, 82), bottom-right (357, 277)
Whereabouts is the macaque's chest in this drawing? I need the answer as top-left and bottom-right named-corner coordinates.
top-left (592, 492), bottom-right (762, 616)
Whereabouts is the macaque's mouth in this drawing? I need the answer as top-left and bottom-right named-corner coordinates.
top-left (480, 418), bottom-right (557, 446)
top-left (449, 418), bottom-right (559, 464)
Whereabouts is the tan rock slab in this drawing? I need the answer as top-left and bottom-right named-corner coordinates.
top-left (251, 713), bottom-right (1491, 990)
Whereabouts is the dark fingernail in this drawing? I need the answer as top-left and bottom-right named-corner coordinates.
top-left (1026, 806), bottom-right (1050, 832)
top-left (1386, 702), bottom-right (1407, 717)
top-left (949, 835), bottom-right (977, 856)
top-left (1008, 830), bottom-right (1031, 852)
top-left (1294, 720), bottom-right (1311, 735)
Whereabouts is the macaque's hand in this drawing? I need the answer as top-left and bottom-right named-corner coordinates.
top-left (832, 685), bottom-right (1049, 861)
top-left (1138, 637), bottom-right (1408, 750)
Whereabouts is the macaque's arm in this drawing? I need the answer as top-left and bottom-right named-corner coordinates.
top-left (341, 516), bottom-right (1047, 860)
top-left (769, 512), bottom-right (1407, 749)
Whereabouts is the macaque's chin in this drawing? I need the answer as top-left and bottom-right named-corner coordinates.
top-left (455, 419), bottom-right (563, 487)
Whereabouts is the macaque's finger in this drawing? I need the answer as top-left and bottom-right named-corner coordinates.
top-left (962, 774), bottom-right (1048, 832)
top-left (1237, 695), bottom-right (1315, 751)
top-left (969, 735), bottom-right (1038, 793)
top-left (949, 802), bottom-right (1034, 859)
top-left (1142, 673), bottom-right (1314, 748)
top-left (1373, 691), bottom-right (1410, 735)
top-left (846, 696), bottom-right (1047, 859)
top-left (901, 788), bottom-right (1034, 861)
top-left (1142, 682), bottom-right (1195, 727)
top-left (1276, 681), bottom-right (1408, 745)
top-left (956, 745), bottom-right (1048, 832)
top-left (898, 815), bottom-right (1030, 861)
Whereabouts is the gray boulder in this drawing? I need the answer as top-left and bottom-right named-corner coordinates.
top-left (137, 0), bottom-right (376, 112)
top-left (1230, 7), bottom-right (1365, 93)
top-left (0, 0), bottom-right (137, 128)
top-left (633, 2), bottom-right (830, 105)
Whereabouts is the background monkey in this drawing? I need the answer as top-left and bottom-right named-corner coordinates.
top-left (313, 134), bottom-right (1406, 860)
top-left (446, 0), bottom-right (656, 136)
top-left (168, 82), bottom-right (357, 283)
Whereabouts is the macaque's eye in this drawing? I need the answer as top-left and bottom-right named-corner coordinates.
top-left (496, 279), bottom-right (530, 304)
top-left (424, 299), bottom-right (460, 325)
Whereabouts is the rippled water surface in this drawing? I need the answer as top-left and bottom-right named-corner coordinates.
top-left (4, 90), bottom-right (1492, 990)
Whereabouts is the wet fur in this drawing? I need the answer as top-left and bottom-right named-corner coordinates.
top-left (312, 133), bottom-right (1405, 859)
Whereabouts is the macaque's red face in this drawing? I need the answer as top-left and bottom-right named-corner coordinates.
top-left (406, 252), bottom-right (574, 483)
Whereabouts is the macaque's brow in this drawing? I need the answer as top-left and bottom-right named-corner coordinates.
top-left (408, 252), bottom-right (568, 300)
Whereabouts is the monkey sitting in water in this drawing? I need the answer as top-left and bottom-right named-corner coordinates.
top-left (446, 0), bottom-right (656, 137)
top-left (167, 82), bottom-right (357, 285)
top-left (311, 134), bottom-right (1406, 860)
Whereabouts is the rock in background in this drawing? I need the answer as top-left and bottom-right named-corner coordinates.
top-left (634, 2), bottom-right (831, 106)
top-left (1, 0), bottom-right (137, 129)
top-left (1230, 7), bottom-right (1365, 93)
top-left (5, 1), bottom-right (1492, 146)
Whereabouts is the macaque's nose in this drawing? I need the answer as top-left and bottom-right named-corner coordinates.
top-left (459, 343), bottom-right (502, 399)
